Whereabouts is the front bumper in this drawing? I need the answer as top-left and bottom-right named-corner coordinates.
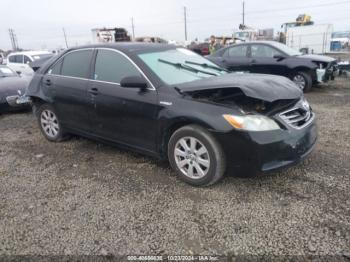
top-left (5, 95), bottom-right (32, 107)
top-left (212, 119), bottom-right (317, 177)
top-left (316, 61), bottom-right (339, 82)
top-left (0, 95), bottom-right (31, 113)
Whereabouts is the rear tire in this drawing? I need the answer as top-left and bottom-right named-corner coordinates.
top-left (168, 125), bottom-right (226, 186)
top-left (292, 71), bottom-right (312, 92)
top-left (37, 104), bottom-right (68, 142)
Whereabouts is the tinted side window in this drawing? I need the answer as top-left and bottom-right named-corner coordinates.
top-left (15, 55), bottom-right (23, 63)
top-left (251, 45), bottom-right (282, 58)
top-left (94, 49), bottom-right (141, 84)
top-left (9, 55), bottom-right (23, 63)
top-left (48, 60), bottom-right (62, 75)
top-left (8, 56), bottom-right (16, 63)
top-left (61, 50), bottom-right (93, 78)
top-left (224, 45), bottom-right (248, 57)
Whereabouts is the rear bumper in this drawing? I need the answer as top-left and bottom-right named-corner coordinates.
top-left (212, 119), bottom-right (317, 177)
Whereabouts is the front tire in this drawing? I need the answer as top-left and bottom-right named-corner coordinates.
top-left (168, 125), bottom-right (226, 186)
top-left (292, 71), bottom-right (312, 92)
top-left (37, 104), bottom-right (67, 142)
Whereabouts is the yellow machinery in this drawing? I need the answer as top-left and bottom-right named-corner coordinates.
top-left (280, 14), bottom-right (314, 43)
top-left (296, 14), bottom-right (314, 26)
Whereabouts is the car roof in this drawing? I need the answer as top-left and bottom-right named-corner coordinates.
top-left (8, 50), bottom-right (52, 56)
top-left (65, 42), bottom-right (176, 55)
top-left (233, 41), bottom-right (277, 45)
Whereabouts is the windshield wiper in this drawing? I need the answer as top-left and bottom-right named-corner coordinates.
top-left (185, 60), bottom-right (228, 72)
top-left (158, 59), bottom-right (217, 76)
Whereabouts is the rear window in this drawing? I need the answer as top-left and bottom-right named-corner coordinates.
top-left (60, 50), bottom-right (93, 78)
top-left (8, 55), bottom-right (23, 63)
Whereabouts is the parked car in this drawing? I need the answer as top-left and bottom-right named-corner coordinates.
top-left (188, 42), bottom-right (210, 56)
top-left (0, 65), bottom-right (31, 113)
top-left (207, 41), bottom-right (338, 92)
top-left (6, 51), bottom-right (53, 76)
top-left (19, 43), bottom-right (316, 186)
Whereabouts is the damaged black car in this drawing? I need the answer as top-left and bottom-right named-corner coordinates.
top-left (22, 43), bottom-right (317, 186)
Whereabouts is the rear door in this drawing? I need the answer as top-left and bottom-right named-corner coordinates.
top-left (45, 49), bottom-right (93, 131)
top-left (249, 44), bottom-right (287, 76)
top-left (7, 55), bottom-right (24, 74)
top-left (218, 45), bottom-right (250, 72)
top-left (88, 49), bottom-right (159, 152)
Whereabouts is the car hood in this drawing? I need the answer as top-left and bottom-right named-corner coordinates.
top-left (0, 76), bottom-right (31, 98)
top-left (297, 54), bottom-right (335, 63)
top-left (176, 73), bottom-right (302, 102)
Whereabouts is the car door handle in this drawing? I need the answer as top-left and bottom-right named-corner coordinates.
top-left (45, 79), bottom-right (52, 86)
top-left (251, 59), bottom-right (257, 64)
top-left (88, 88), bottom-right (99, 95)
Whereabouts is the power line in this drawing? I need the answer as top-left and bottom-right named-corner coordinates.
top-left (246, 0), bottom-right (350, 15)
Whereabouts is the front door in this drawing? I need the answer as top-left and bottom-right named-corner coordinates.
top-left (249, 44), bottom-right (287, 76)
top-left (88, 49), bottom-right (159, 153)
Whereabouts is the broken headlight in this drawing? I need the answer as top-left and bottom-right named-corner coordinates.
top-left (223, 114), bottom-right (280, 131)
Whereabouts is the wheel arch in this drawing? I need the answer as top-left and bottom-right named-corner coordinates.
top-left (159, 118), bottom-right (213, 159)
top-left (30, 96), bottom-right (51, 116)
top-left (290, 66), bottom-right (316, 81)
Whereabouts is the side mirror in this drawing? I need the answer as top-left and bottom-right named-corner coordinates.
top-left (16, 71), bottom-right (22, 75)
top-left (273, 54), bottom-right (286, 60)
top-left (120, 76), bottom-right (148, 89)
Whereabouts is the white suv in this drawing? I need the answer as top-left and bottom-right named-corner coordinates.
top-left (6, 51), bottom-right (52, 76)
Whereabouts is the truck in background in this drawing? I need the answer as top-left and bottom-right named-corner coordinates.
top-left (286, 24), bottom-right (333, 54)
top-left (331, 31), bottom-right (350, 51)
top-left (92, 28), bottom-right (131, 43)
top-left (233, 24), bottom-right (274, 43)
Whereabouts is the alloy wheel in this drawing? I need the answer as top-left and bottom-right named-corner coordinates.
top-left (40, 109), bottom-right (59, 138)
top-left (293, 75), bottom-right (306, 90)
top-left (174, 136), bottom-right (210, 179)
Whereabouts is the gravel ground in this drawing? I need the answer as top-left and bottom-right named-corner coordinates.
top-left (0, 78), bottom-right (349, 258)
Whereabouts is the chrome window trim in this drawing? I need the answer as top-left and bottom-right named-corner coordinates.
top-left (47, 47), bottom-right (156, 91)
top-left (47, 74), bottom-right (90, 82)
top-left (94, 48), bottom-right (156, 91)
top-left (47, 48), bottom-right (94, 77)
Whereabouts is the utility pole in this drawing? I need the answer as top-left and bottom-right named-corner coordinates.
top-left (62, 28), bottom-right (68, 48)
top-left (131, 17), bottom-right (135, 40)
top-left (9, 29), bottom-right (15, 50)
top-left (184, 6), bottom-right (188, 41)
top-left (8, 29), bottom-right (19, 51)
top-left (242, 1), bottom-right (245, 26)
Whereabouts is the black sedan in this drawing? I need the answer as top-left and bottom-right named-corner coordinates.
top-left (22, 43), bottom-right (317, 186)
top-left (0, 65), bottom-right (31, 113)
top-left (207, 41), bottom-right (338, 92)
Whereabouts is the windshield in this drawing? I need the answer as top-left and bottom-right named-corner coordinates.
top-left (234, 32), bottom-right (250, 38)
top-left (269, 42), bottom-right (301, 56)
top-left (0, 66), bottom-right (17, 77)
top-left (138, 48), bottom-right (227, 85)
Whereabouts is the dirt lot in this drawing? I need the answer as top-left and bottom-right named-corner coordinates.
top-left (0, 78), bottom-right (349, 258)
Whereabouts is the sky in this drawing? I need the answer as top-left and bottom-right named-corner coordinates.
top-left (1, 0), bottom-right (350, 50)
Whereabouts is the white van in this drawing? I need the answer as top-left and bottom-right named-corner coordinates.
top-left (6, 51), bottom-right (52, 76)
